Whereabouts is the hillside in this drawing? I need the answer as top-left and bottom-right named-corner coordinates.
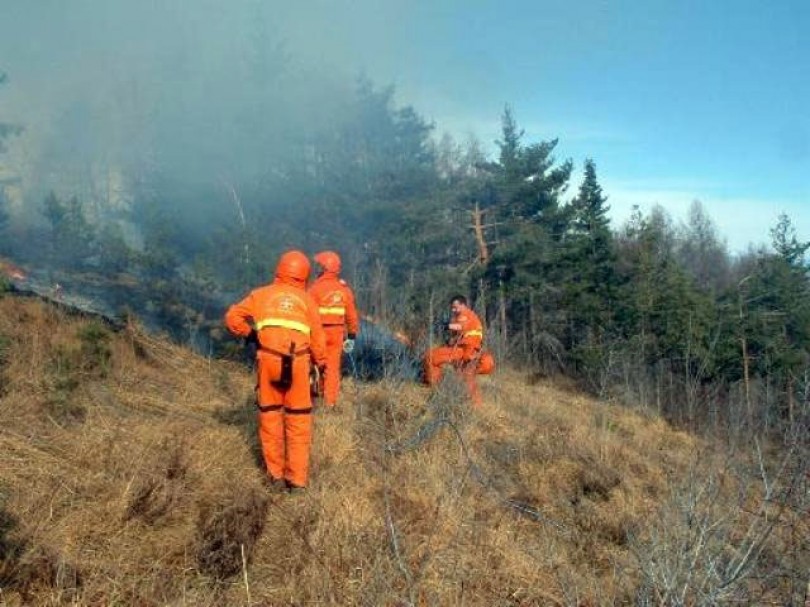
top-left (0, 294), bottom-right (807, 606)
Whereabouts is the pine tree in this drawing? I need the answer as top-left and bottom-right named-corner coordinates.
top-left (568, 159), bottom-right (610, 235)
top-left (557, 160), bottom-right (619, 380)
top-left (742, 214), bottom-right (810, 425)
top-left (770, 213), bottom-right (810, 265)
top-left (493, 106), bottom-right (572, 222)
top-left (42, 192), bottom-right (96, 269)
top-left (616, 206), bottom-right (714, 379)
top-left (472, 107), bottom-right (574, 366)
top-left (497, 105), bottom-right (523, 183)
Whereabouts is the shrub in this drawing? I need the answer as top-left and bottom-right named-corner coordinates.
top-left (77, 321), bottom-right (112, 377)
top-left (195, 489), bottom-right (268, 580)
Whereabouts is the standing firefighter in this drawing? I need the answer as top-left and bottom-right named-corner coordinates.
top-left (307, 250), bottom-right (359, 409)
top-left (424, 295), bottom-right (486, 407)
top-left (224, 250), bottom-right (327, 492)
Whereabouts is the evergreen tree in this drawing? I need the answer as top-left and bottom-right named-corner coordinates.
top-left (96, 223), bottom-right (135, 275)
top-left (326, 78), bottom-right (436, 205)
top-left (616, 205), bottom-right (713, 369)
top-left (470, 107), bottom-right (574, 366)
top-left (131, 195), bottom-right (181, 281)
top-left (493, 105), bottom-right (572, 223)
top-left (742, 214), bottom-right (810, 423)
top-left (770, 212), bottom-right (810, 265)
top-left (557, 160), bottom-right (618, 378)
top-left (42, 192), bottom-right (96, 269)
top-left (497, 105), bottom-right (524, 183)
top-left (568, 159), bottom-right (610, 235)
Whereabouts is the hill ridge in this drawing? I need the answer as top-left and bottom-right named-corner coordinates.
top-left (0, 294), bottom-right (805, 605)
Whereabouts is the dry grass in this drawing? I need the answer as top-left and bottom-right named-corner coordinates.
top-left (0, 294), bottom-right (806, 606)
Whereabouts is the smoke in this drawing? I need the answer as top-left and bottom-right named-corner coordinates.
top-left (0, 1), bottom-right (414, 226)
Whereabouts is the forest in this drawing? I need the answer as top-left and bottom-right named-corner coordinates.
top-left (1, 66), bottom-right (808, 451)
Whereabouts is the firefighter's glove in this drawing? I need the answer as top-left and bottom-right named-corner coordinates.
top-left (342, 338), bottom-right (355, 354)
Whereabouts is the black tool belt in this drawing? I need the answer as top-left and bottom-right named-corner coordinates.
top-left (269, 342), bottom-right (309, 390)
top-left (257, 404), bottom-right (312, 415)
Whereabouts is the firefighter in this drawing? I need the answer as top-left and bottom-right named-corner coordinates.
top-left (307, 250), bottom-right (359, 409)
top-left (424, 295), bottom-right (484, 407)
top-left (224, 250), bottom-right (327, 493)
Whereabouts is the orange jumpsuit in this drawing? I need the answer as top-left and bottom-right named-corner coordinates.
top-left (308, 272), bottom-right (359, 407)
top-left (225, 274), bottom-right (326, 488)
top-left (425, 307), bottom-right (484, 407)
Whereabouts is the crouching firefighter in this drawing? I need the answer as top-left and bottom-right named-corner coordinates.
top-left (424, 294), bottom-right (491, 408)
top-left (225, 250), bottom-right (327, 492)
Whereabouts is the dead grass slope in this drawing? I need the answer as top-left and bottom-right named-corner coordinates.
top-left (0, 295), bottom-right (806, 606)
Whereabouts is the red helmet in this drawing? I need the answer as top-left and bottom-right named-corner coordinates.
top-left (275, 250), bottom-right (310, 285)
top-left (314, 250), bottom-right (341, 274)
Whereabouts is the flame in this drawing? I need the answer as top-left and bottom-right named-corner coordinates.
top-left (0, 257), bottom-right (27, 281)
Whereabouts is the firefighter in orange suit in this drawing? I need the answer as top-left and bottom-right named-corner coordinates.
top-left (307, 251), bottom-right (360, 408)
top-left (225, 250), bottom-right (327, 491)
top-left (424, 295), bottom-right (484, 407)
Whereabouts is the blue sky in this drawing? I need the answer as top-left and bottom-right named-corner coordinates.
top-left (277, 0), bottom-right (809, 252)
top-left (2, 1), bottom-right (808, 253)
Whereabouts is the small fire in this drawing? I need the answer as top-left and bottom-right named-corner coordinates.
top-left (361, 314), bottom-right (413, 347)
top-left (0, 257), bottom-right (28, 282)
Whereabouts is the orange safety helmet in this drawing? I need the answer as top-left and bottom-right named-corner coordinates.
top-left (275, 250), bottom-right (311, 285)
top-left (314, 250), bottom-right (341, 274)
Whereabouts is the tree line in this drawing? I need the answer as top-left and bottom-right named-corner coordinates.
top-left (1, 73), bottom-right (808, 444)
